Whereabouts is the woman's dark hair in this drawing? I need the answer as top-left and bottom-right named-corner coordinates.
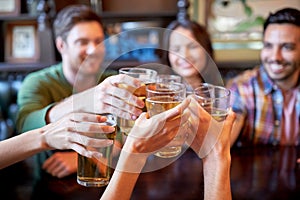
top-left (53, 4), bottom-right (103, 41)
top-left (263, 7), bottom-right (300, 34)
top-left (162, 19), bottom-right (214, 66)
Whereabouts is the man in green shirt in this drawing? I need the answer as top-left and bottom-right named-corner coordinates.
top-left (17, 5), bottom-right (144, 178)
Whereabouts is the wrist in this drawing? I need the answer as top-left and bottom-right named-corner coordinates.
top-left (116, 140), bottom-right (148, 173)
top-left (202, 149), bottom-right (231, 171)
top-left (116, 149), bottom-right (148, 173)
top-left (46, 97), bottom-right (72, 123)
top-left (25, 128), bottom-right (50, 153)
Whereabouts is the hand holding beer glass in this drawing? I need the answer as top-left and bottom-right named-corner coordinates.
top-left (194, 83), bottom-right (230, 121)
top-left (118, 68), bottom-right (157, 136)
top-left (77, 113), bottom-right (117, 187)
top-left (146, 82), bottom-right (186, 158)
top-left (192, 83), bottom-right (231, 158)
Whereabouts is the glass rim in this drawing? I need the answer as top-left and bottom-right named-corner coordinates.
top-left (146, 82), bottom-right (186, 95)
top-left (156, 74), bottom-right (181, 78)
top-left (118, 67), bottom-right (158, 75)
top-left (194, 84), bottom-right (230, 100)
top-left (156, 74), bottom-right (182, 82)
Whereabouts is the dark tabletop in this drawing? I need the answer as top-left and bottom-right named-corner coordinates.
top-left (1, 146), bottom-right (300, 200)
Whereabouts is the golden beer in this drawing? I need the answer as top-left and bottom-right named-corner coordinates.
top-left (146, 81), bottom-right (186, 159)
top-left (146, 96), bottom-right (183, 158)
top-left (146, 96), bottom-right (181, 117)
top-left (77, 114), bottom-right (117, 187)
top-left (194, 84), bottom-right (230, 122)
top-left (211, 108), bottom-right (228, 122)
top-left (118, 67), bottom-right (157, 137)
top-left (118, 83), bottom-right (149, 136)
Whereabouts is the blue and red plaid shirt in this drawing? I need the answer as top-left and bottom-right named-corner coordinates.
top-left (227, 65), bottom-right (300, 146)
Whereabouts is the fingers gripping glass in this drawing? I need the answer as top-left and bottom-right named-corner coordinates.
top-left (146, 82), bottom-right (186, 158)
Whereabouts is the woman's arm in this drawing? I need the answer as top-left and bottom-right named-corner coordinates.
top-left (100, 148), bottom-right (148, 200)
top-left (0, 128), bottom-right (47, 169)
top-left (186, 97), bottom-right (235, 200)
top-left (202, 111), bottom-right (235, 200)
top-left (101, 98), bottom-right (191, 200)
top-left (0, 113), bottom-right (114, 169)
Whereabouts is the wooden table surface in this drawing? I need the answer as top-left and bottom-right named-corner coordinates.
top-left (1, 146), bottom-right (300, 200)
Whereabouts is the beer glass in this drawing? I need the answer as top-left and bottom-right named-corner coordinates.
top-left (77, 113), bottom-right (117, 187)
top-left (194, 83), bottom-right (230, 121)
top-left (118, 67), bottom-right (157, 136)
top-left (146, 82), bottom-right (186, 158)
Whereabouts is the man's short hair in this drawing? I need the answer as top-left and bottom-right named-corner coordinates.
top-left (53, 4), bottom-right (103, 41)
top-left (263, 7), bottom-right (300, 33)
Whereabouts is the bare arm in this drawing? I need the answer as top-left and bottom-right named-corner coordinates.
top-left (202, 111), bottom-right (235, 200)
top-left (203, 154), bottom-right (231, 200)
top-left (0, 113), bottom-right (114, 170)
top-left (100, 147), bottom-right (148, 200)
top-left (186, 96), bottom-right (235, 200)
top-left (230, 113), bottom-right (245, 146)
top-left (100, 99), bottom-right (190, 200)
top-left (0, 129), bottom-right (47, 169)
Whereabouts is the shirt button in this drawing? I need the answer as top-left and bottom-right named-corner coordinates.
top-left (274, 120), bottom-right (280, 126)
top-left (275, 99), bottom-right (282, 104)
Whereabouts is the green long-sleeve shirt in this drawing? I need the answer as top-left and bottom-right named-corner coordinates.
top-left (17, 63), bottom-right (72, 133)
top-left (16, 63), bottom-right (117, 178)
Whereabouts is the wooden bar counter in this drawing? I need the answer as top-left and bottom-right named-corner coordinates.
top-left (1, 146), bottom-right (300, 200)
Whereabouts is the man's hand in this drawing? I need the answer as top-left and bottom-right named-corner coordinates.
top-left (42, 152), bottom-right (77, 178)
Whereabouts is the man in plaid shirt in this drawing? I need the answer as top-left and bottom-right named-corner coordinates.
top-left (227, 8), bottom-right (300, 147)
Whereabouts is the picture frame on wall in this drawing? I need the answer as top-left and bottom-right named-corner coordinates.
top-left (205, 0), bottom-right (300, 40)
top-left (0, 0), bottom-right (20, 16)
top-left (5, 21), bottom-right (40, 63)
top-left (192, 0), bottom-right (299, 64)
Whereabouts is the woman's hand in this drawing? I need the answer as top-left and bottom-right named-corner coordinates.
top-left (123, 98), bottom-right (191, 156)
top-left (41, 112), bottom-right (115, 158)
top-left (115, 98), bottom-right (190, 174)
top-left (185, 95), bottom-right (236, 158)
top-left (185, 96), bottom-right (211, 157)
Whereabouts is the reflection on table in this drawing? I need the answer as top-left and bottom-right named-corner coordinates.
top-left (231, 146), bottom-right (300, 200)
top-left (1, 146), bottom-right (300, 200)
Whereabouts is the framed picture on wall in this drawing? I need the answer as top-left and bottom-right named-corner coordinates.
top-left (5, 21), bottom-right (40, 63)
top-left (0, 0), bottom-right (20, 16)
top-left (205, 0), bottom-right (300, 40)
top-left (192, 0), bottom-right (300, 64)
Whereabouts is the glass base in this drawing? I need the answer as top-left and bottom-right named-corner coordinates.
top-left (154, 146), bottom-right (181, 158)
top-left (77, 178), bottom-right (109, 187)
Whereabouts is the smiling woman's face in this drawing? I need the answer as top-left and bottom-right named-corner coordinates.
top-left (168, 26), bottom-right (207, 79)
